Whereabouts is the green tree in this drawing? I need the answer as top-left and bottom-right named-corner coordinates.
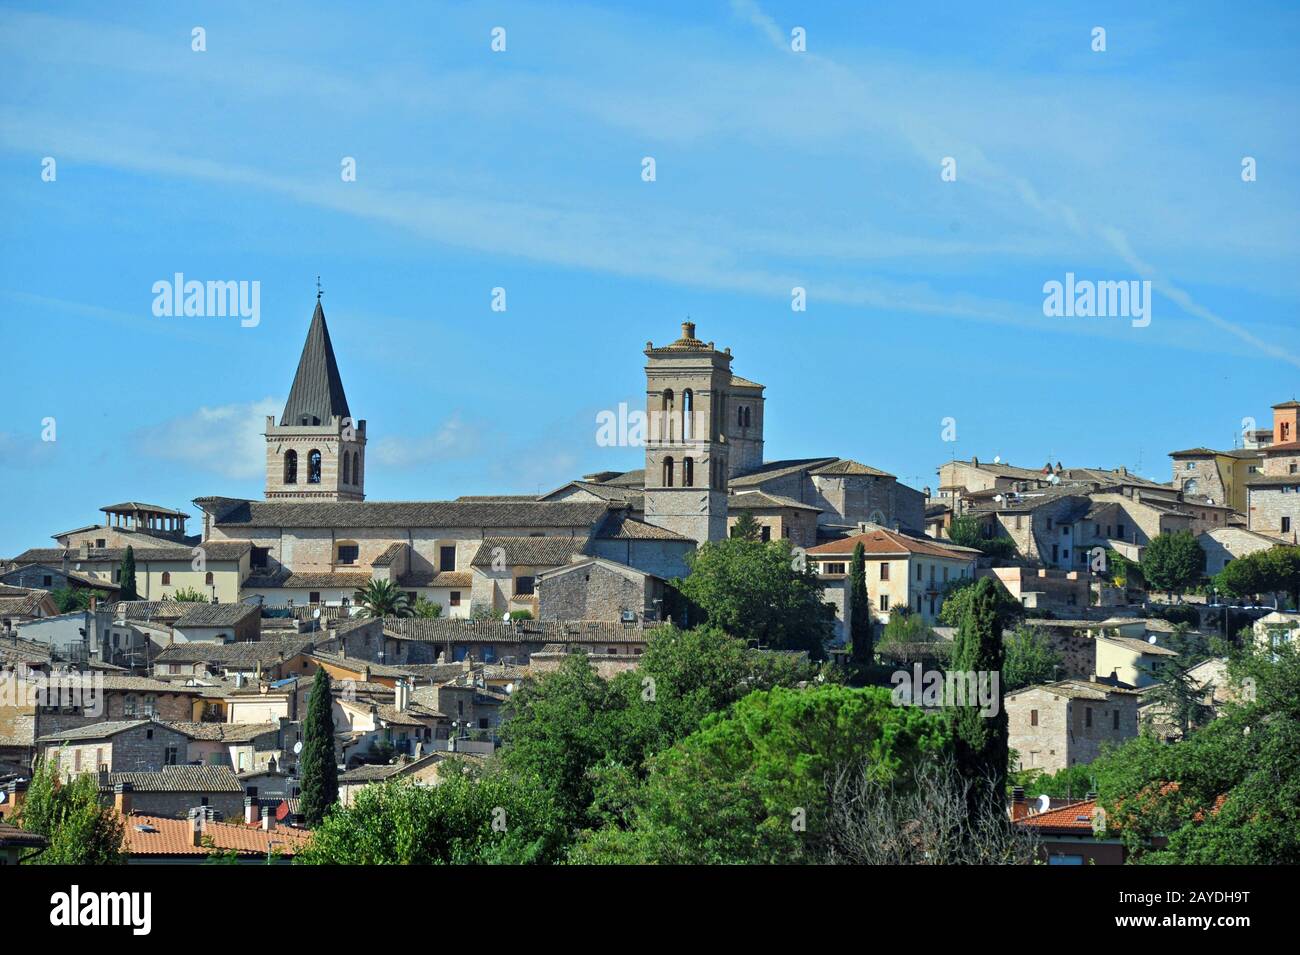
top-left (848, 541), bottom-right (873, 665)
top-left (411, 596), bottom-right (442, 618)
top-left (1001, 625), bottom-right (1064, 691)
top-left (948, 577), bottom-right (1009, 815)
top-left (51, 587), bottom-right (109, 613)
top-left (1219, 546), bottom-right (1300, 609)
top-left (1139, 625), bottom-right (1214, 740)
top-left (299, 668), bottom-right (339, 827)
top-left (17, 755), bottom-right (126, 864)
top-left (1091, 639), bottom-right (1300, 863)
top-left (948, 514), bottom-right (1016, 560)
top-left (570, 685), bottom-right (948, 864)
top-left (297, 766), bottom-right (566, 864)
top-left (1259, 546), bottom-right (1300, 608)
top-left (1141, 531), bottom-right (1206, 599)
top-left (938, 575), bottom-right (1021, 628)
top-left (730, 511), bottom-right (762, 541)
top-left (118, 545), bottom-right (139, 601)
top-left (352, 579), bottom-right (411, 618)
top-left (877, 607), bottom-right (937, 646)
top-left (499, 625), bottom-right (811, 836)
top-left (677, 537), bottom-right (833, 659)
top-left (170, 586), bottom-right (209, 602)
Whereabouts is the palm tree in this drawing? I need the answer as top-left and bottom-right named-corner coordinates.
top-left (353, 579), bottom-right (412, 618)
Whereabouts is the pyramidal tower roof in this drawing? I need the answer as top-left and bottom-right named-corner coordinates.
top-left (280, 299), bottom-right (351, 426)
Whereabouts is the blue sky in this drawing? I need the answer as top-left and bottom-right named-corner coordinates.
top-left (2, 0), bottom-right (1298, 552)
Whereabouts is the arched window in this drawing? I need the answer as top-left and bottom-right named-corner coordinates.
top-left (744, 407), bottom-right (751, 428)
top-left (308, 449), bottom-right (322, 484)
top-left (161, 572), bottom-right (171, 585)
top-left (682, 389), bottom-right (694, 441)
top-left (342, 451), bottom-right (351, 485)
top-left (683, 457), bottom-right (694, 487)
top-left (353, 451), bottom-right (361, 484)
top-left (663, 456), bottom-right (675, 487)
top-left (205, 571), bottom-right (214, 585)
top-left (283, 450), bottom-right (298, 484)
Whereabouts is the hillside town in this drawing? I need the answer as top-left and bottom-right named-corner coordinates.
top-left (2, 299), bottom-right (1297, 866)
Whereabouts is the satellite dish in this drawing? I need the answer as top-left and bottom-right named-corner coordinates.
top-left (313, 609), bottom-right (322, 619)
top-left (0, 790), bottom-right (7, 805)
top-left (993, 494), bottom-right (1003, 503)
top-left (993, 455), bottom-right (1001, 464)
top-left (293, 741), bottom-right (303, 754)
top-left (505, 683), bottom-right (514, 694)
top-left (1037, 793), bottom-right (1050, 813)
top-left (1048, 473), bottom-right (1061, 485)
top-left (502, 612), bottom-right (510, 622)
top-left (1148, 635), bottom-right (1158, 644)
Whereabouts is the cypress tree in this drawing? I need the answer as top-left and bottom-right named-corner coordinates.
top-left (948, 576), bottom-right (1008, 816)
top-left (299, 667), bottom-right (338, 827)
top-left (849, 541), bottom-right (872, 666)
top-left (119, 545), bottom-right (139, 601)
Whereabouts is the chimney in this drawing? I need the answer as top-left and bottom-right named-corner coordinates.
top-left (244, 795), bottom-right (259, 825)
top-left (394, 679), bottom-right (409, 713)
top-left (78, 541), bottom-right (90, 560)
top-left (1010, 786), bottom-right (1028, 821)
top-left (113, 781), bottom-right (133, 817)
top-left (261, 806), bottom-right (276, 831)
top-left (189, 808), bottom-right (205, 847)
top-left (1085, 791), bottom-right (1098, 802)
top-left (6, 779), bottom-right (27, 814)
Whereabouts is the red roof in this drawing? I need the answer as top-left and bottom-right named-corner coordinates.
top-left (122, 813), bottom-right (312, 858)
top-left (806, 527), bottom-right (978, 561)
top-left (1016, 799), bottom-right (1098, 832)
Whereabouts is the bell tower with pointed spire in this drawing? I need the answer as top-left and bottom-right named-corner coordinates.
top-left (264, 292), bottom-right (367, 501)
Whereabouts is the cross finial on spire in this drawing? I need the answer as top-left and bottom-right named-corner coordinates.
top-left (316, 275), bottom-right (323, 301)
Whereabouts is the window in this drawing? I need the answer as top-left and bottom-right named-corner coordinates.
top-left (308, 449), bottom-right (322, 483)
top-left (1113, 710), bottom-right (1120, 730)
top-left (353, 451), bottom-right (361, 485)
top-left (514, 575), bottom-right (536, 596)
top-left (607, 647), bottom-right (618, 655)
top-left (42, 575), bottom-right (52, 587)
top-left (309, 591), bottom-right (321, 603)
top-left (1185, 461), bottom-right (1195, 471)
top-left (124, 694), bottom-right (138, 716)
top-left (880, 563), bottom-right (890, 581)
top-left (683, 456), bottom-right (694, 487)
top-left (342, 452), bottom-right (350, 485)
top-left (1085, 707), bottom-right (1093, 728)
top-left (450, 591), bottom-right (461, 607)
top-left (1030, 709), bottom-right (1038, 726)
top-left (760, 525), bottom-right (771, 542)
top-left (662, 456), bottom-right (675, 487)
top-left (337, 544), bottom-right (359, 565)
top-left (682, 389), bottom-right (694, 441)
top-left (823, 562), bottom-right (846, 575)
top-left (916, 564), bottom-right (922, 581)
top-left (879, 594), bottom-right (890, 611)
top-left (283, 450), bottom-right (298, 484)
top-left (164, 746), bottom-right (179, 766)
top-left (205, 571), bottom-right (213, 585)
top-left (439, 546), bottom-right (457, 571)
top-left (96, 538), bottom-right (106, 548)
top-left (1116, 523), bottom-right (1127, 539)
top-left (1284, 517), bottom-right (1292, 534)
top-left (161, 571), bottom-right (171, 585)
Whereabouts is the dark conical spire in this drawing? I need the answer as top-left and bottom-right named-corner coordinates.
top-left (280, 299), bottom-right (351, 427)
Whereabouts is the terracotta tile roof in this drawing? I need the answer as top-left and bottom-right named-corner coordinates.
top-left (809, 459), bottom-right (894, 478)
top-left (590, 511), bottom-right (691, 541)
top-left (194, 498), bottom-right (613, 530)
top-left (1016, 799), bottom-right (1098, 832)
top-left (471, 536), bottom-right (588, 568)
top-left (370, 542), bottom-right (407, 566)
top-left (36, 719), bottom-right (158, 743)
top-left (729, 457), bottom-right (839, 489)
top-left (174, 603), bottom-right (261, 629)
top-left (107, 765), bottom-right (243, 793)
top-left (728, 490), bottom-right (821, 512)
top-left (0, 821), bottom-right (47, 849)
top-left (152, 637), bottom-right (315, 667)
top-left (122, 813), bottom-right (312, 857)
top-left (1097, 635), bottom-right (1178, 656)
top-left (397, 570), bottom-right (472, 588)
top-left (0, 590), bottom-right (54, 616)
top-left (806, 527), bottom-right (980, 560)
top-left (161, 721), bottom-right (279, 742)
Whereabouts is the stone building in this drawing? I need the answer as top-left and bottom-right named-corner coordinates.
top-left (536, 556), bottom-right (668, 624)
top-left (263, 297), bottom-right (367, 503)
top-left (1244, 401), bottom-right (1300, 542)
top-left (1006, 680), bottom-right (1140, 774)
top-left (37, 719), bottom-right (193, 779)
top-left (102, 766), bottom-right (245, 819)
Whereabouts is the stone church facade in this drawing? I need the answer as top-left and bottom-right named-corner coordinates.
top-left (185, 297), bottom-right (925, 620)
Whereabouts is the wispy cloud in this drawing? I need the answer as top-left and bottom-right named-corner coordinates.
top-left (132, 398), bottom-right (280, 480)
